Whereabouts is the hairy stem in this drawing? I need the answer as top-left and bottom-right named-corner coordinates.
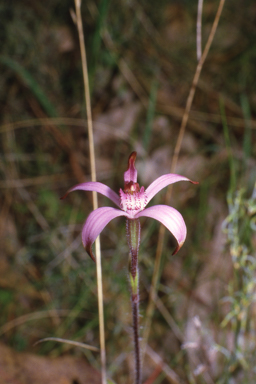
top-left (126, 218), bottom-right (141, 384)
top-left (131, 288), bottom-right (141, 384)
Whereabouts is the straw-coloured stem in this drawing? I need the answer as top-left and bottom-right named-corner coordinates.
top-left (74, 1), bottom-right (106, 383)
top-left (142, 0), bottom-right (226, 363)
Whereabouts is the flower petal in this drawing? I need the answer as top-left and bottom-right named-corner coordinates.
top-left (61, 182), bottom-right (120, 207)
top-left (136, 205), bottom-right (187, 254)
top-left (124, 152), bottom-right (137, 183)
top-left (82, 207), bottom-right (128, 261)
top-left (145, 174), bottom-right (198, 204)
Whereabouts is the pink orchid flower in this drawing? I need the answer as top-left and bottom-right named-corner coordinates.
top-left (61, 152), bottom-right (198, 260)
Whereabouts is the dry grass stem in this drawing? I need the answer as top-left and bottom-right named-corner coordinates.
top-left (171, 0), bottom-right (226, 177)
top-left (0, 310), bottom-right (73, 336)
top-left (74, 0), bottom-right (106, 382)
top-left (1, 112), bottom-right (255, 138)
top-left (154, 296), bottom-right (184, 343)
top-left (0, 174), bottom-right (67, 189)
top-left (142, 0), bottom-right (226, 363)
top-left (146, 345), bottom-right (182, 384)
top-left (34, 337), bottom-right (99, 352)
top-left (197, 0), bottom-right (204, 61)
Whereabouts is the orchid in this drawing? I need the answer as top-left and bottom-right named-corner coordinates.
top-left (62, 151), bottom-right (197, 384)
top-left (62, 151), bottom-right (197, 261)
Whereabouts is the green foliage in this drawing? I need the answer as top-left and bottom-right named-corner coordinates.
top-left (220, 98), bottom-right (236, 194)
top-left (11, 333), bottom-right (28, 352)
top-left (0, 289), bottom-right (13, 308)
top-left (220, 186), bottom-right (256, 381)
top-left (38, 189), bottom-right (60, 221)
top-left (0, 56), bottom-right (58, 117)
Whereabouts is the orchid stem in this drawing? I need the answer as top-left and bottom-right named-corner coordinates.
top-left (127, 218), bottom-right (141, 384)
top-left (131, 284), bottom-right (141, 384)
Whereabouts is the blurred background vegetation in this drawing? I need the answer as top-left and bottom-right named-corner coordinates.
top-left (1, 0), bottom-right (256, 383)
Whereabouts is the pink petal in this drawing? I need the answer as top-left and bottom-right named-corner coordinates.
top-left (61, 182), bottom-right (120, 207)
top-left (82, 207), bottom-right (128, 261)
top-left (136, 205), bottom-right (187, 254)
top-left (124, 152), bottom-right (137, 183)
top-left (146, 174), bottom-right (198, 204)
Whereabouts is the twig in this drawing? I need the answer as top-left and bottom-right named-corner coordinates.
top-left (74, 1), bottom-right (106, 383)
top-left (142, 0), bottom-right (226, 363)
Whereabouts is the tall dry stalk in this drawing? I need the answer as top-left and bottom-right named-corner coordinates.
top-left (74, 1), bottom-right (107, 383)
top-left (142, 0), bottom-right (226, 362)
top-left (197, 0), bottom-right (204, 61)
